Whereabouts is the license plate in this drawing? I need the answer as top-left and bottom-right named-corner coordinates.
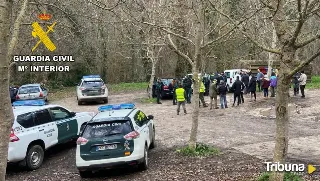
top-left (96, 144), bottom-right (117, 151)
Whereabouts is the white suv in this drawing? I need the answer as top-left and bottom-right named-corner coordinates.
top-left (9, 100), bottom-right (94, 170)
top-left (76, 75), bottom-right (108, 105)
top-left (76, 103), bottom-right (155, 178)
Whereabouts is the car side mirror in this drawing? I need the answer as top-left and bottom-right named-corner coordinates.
top-left (147, 115), bottom-right (154, 120)
top-left (75, 83), bottom-right (79, 86)
top-left (70, 112), bottom-right (76, 117)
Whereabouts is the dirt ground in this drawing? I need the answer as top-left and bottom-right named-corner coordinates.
top-left (6, 89), bottom-right (320, 180)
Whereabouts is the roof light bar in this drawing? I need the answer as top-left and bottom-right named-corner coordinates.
top-left (82, 75), bottom-right (101, 79)
top-left (98, 103), bottom-right (135, 112)
top-left (12, 100), bottom-right (46, 106)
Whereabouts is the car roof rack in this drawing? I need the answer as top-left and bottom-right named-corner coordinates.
top-left (12, 100), bottom-right (46, 106)
top-left (98, 103), bottom-right (135, 112)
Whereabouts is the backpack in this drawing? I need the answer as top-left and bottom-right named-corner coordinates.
top-left (270, 77), bottom-right (277, 87)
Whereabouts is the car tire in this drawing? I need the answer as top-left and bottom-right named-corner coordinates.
top-left (149, 128), bottom-right (156, 149)
top-left (138, 145), bottom-right (148, 171)
top-left (45, 97), bottom-right (48, 102)
top-left (26, 145), bottom-right (44, 170)
top-left (79, 170), bottom-right (92, 178)
top-left (103, 98), bottom-right (108, 103)
top-left (78, 100), bottom-right (82, 105)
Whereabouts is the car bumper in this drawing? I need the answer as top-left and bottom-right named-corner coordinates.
top-left (162, 90), bottom-right (173, 96)
top-left (76, 146), bottom-right (144, 171)
top-left (7, 144), bottom-right (26, 163)
top-left (78, 95), bottom-right (108, 101)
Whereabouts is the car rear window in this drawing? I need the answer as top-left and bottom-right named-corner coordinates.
top-left (82, 120), bottom-right (133, 139)
top-left (225, 72), bottom-right (231, 78)
top-left (19, 86), bottom-right (40, 94)
top-left (82, 81), bottom-right (104, 87)
top-left (161, 79), bottom-right (172, 86)
top-left (16, 112), bottom-right (35, 128)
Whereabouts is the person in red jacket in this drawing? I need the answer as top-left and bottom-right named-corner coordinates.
top-left (261, 77), bottom-right (270, 98)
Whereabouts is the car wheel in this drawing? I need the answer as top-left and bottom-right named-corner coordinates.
top-left (45, 97), bottom-right (48, 102)
top-left (138, 145), bottom-right (148, 170)
top-left (79, 170), bottom-right (92, 178)
top-left (78, 100), bottom-right (82, 105)
top-left (103, 98), bottom-right (108, 103)
top-left (150, 128), bottom-right (156, 149)
top-left (26, 145), bottom-right (44, 170)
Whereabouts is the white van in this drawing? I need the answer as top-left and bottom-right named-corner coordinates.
top-left (224, 69), bottom-right (249, 91)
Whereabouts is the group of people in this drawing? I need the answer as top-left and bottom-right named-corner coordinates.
top-left (154, 69), bottom-right (308, 115)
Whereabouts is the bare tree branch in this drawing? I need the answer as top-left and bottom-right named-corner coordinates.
top-left (86, 0), bottom-right (121, 11)
top-left (290, 0), bottom-right (308, 45)
top-left (289, 49), bottom-right (320, 77)
top-left (207, 0), bottom-right (282, 54)
top-left (295, 33), bottom-right (320, 48)
top-left (166, 34), bottom-right (194, 66)
top-left (7, 0), bottom-right (29, 65)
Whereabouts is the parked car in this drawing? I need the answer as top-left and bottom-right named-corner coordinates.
top-left (16, 84), bottom-right (48, 101)
top-left (152, 78), bottom-right (174, 99)
top-left (76, 103), bottom-right (155, 178)
top-left (76, 75), bottom-right (108, 105)
top-left (9, 100), bottom-right (94, 170)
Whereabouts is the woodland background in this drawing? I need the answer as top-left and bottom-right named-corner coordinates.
top-left (9, 0), bottom-right (320, 87)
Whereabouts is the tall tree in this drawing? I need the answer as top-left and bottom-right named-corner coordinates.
top-left (210, 0), bottom-right (320, 180)
top-left (0, 0), bottom-right (14, 180)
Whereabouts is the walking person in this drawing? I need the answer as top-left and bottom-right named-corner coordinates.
top-left (218, 80), bottom-right (228, 109)
top-left (183, 76), bottom-right (192, 103)
top-left (261, 77), bottom-right (270, 98)
top-left (248, 75), bottom-right (257, 101)
top-left (256, 69), bottom-right (264, 92)
top-left (298, 70), bottom-right (307, 98)
top-left (155, 78), bottom-right (163, 104)
top-left (175, 84), bottom-right (187, 115)
top-left (209, 79), bottom-right (219, 109)
top-left (292, 75), bottom-right (300, 96)
top-left (231, 76), bottom-right (243, 106)
top-left (270, 72), bottom-right (277, 97)
top-left (199, 80), bottom-right (208, 107)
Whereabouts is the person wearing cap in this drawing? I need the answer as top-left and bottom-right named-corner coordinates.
top-left (209, 79), bottom-right (219, 109)
top-left (175, 84), bottom-right (187, 115)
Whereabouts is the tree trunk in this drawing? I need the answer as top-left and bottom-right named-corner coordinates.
top-left (189, 64), bottom-right (200, 149)
top-left (148, 60), bottom-right (156, 98)
top-left (0, 0), bottom-right (14, 180)
top-left (271, 49), bottom-right (295, 181)
top-left (267, 22), bottom-right (277, 78)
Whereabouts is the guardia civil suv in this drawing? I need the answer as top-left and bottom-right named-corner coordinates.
top-left (9, 100), bottom-right (94, 170)
top-left (76, 103), bottom-right (155, 178)
top-left (76, 75), bottom-right (108, 105)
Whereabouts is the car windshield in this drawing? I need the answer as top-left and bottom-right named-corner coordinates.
top-left (82, 81), bottom-right (104, 87)
top-left (82, 120), bottom-right (133, 139)
top-left (225, 72), bottom-right (231, 78)
top-left (161, 79), bottom-right (173, 86)
top-left (18, 86), bottom-right (40, 94)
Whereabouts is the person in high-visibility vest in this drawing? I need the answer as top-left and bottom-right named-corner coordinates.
top-left (175, 84), bottom-right (187, 115)
top-left (199, 80), bottom-right (208, 107)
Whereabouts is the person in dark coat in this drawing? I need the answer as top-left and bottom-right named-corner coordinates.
top-left (248, 76), bottom-right (257, 101)
top-left (231, 76), bottom-right (244, 106)
top-left (261, 77), bottom-right (270, 97)
top-left (183, 76), bottom-right (192, 103)
top-left (241, 72), bottom-right (250, 94)
top-left (155, 78), bottom-right (163, 104)
top-left (217, 80), bottom-right (228, 109)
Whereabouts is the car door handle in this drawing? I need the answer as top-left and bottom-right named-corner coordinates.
top-left (39, 129), bottom-right (44, 131)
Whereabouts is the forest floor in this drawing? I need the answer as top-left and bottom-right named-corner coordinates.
top-left (6, 89), bottom-right (320, 181)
